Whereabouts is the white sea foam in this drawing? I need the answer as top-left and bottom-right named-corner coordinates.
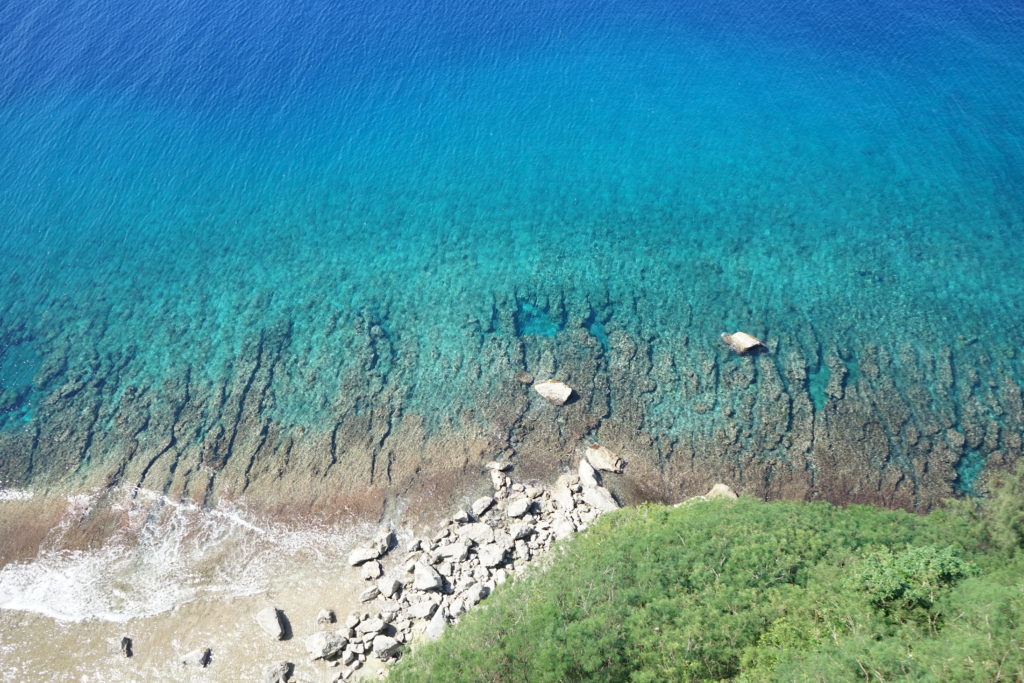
top-left (0, 489), bottom-right (34, 502)
top-left (0, 487), bottom-right (375, 623)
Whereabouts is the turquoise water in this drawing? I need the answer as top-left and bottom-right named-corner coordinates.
top-left (1, 0), bottom-right (1022, 508)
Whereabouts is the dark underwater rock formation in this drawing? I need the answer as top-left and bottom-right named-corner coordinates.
top-left (1, 251), bottom-right (1021, 517)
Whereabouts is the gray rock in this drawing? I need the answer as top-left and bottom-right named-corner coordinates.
top-left (471, 496), bottom-right (495, 517)
top-left (552, 513), bottom-right (576, 539)
top-left (506, 498), bottom-right (533, 518)
top-left (358, 586), bottom-right (380, 602)
top-left (553, 474), bottom-right (577, 511)
top-left (306, 631), bottom-right (348, 661)
top-left (261, 661), bottom-right (292, 683)
top-left (372, 635), bottom-right (402, 659)
top-left (457, 522), bottom-right (494, 544)
top-left (317, 609), bottom-right (335, 626)
top-left (341, 649), bottom-right (357, 666)
top-left (584, 444), bottom-right (625, 473)
top-left (452, 508), bottom-right (470, 523)
top-left (345, 613), bottom-right (360, 628)
top-left (509, 521), bottom-right (534, 540)
top-left (117, 636), bottom-right (133, 658)
top-left (437, 541), bottom-right (470, 561)
top-left (490, 469), bottom-right (508, 491)
top-left (578, 459), bottom-right (600, 489)
top-left (180, 648), bottom-right (211, 668)
top-left (477, 543), bottom-right (506, 568)
top-left (374, 530), bottom-right (396, 555)
top-left (485, 460), bottom-right (512, 471)
top-left (525, 486), bottom-right (544, 499)
top-left (360, 561), bottom-right (383, 581)
top-left (255, 607), bottom-right (285, 640)
top-left (424, 608), bottom-right (447, 642)
top-left (412, 562), bottom-right (443, 591)
top-left (581, 484), bottom-right (619, 513)
top-left (356, 617), bottom-right (386, 635)
top-left (493, 528), bottom-right (515, 551)
top-left (408, 600), bottom-right (439, 619)
top-left (464, 583), bottom-right (488, 605)
top-left (348, 546), bottom-right (380, 567)
top-left (378, 577), bottom-right (402, 599)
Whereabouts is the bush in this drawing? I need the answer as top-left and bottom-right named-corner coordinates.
top-left (391, 489), bottom-right (1024, 682)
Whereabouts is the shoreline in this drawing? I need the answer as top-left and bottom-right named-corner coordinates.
top-left (0, 446), bottom-right (651, 681)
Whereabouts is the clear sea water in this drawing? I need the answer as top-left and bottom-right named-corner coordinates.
top-left (2, 1), bottom-right (1024, 507)
top-left (0, 0), bottom-right (1023, 661)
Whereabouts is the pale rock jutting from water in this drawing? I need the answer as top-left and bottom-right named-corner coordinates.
top-left (720, 331), bottom-right (766, 354)
top-left (584, 444), bottom-right (625, 473)
top-left (532, 379), bottom-right (574, 405)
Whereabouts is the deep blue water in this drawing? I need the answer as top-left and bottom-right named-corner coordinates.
top-left (1, 0), bottom-right (1023, 502)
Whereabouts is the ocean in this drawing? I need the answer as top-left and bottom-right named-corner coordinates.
top-left (1, 0), bottom-right (1023, 677)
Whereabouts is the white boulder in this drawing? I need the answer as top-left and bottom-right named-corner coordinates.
top-left (533, 379), bottom-right (574, 405)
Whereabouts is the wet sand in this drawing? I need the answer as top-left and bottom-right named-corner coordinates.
top-left (0, 491), bottom-right (432, 682)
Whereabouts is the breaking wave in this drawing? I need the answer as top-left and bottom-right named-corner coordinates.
top-left (0, 487), bottom-right (373, 622)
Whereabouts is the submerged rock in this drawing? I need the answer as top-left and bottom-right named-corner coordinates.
top-left (533, 379), bottom-right (574, 405)
top-left (720, 331), bottom-right (766, 354)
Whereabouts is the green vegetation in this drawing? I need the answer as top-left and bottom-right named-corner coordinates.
top-left (392, 468), bottom-right (1024, 682)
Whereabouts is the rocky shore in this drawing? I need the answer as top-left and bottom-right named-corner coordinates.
top-left (260, 445), bottom-right (633, 682)
top-left (126, 439), bottom-right (714, 682)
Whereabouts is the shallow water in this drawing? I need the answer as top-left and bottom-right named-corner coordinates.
top-left (1, 2), bottom-right (1023, 654)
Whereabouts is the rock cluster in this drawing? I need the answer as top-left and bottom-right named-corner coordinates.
top-left (292, 451), bottom-right (624, 681)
